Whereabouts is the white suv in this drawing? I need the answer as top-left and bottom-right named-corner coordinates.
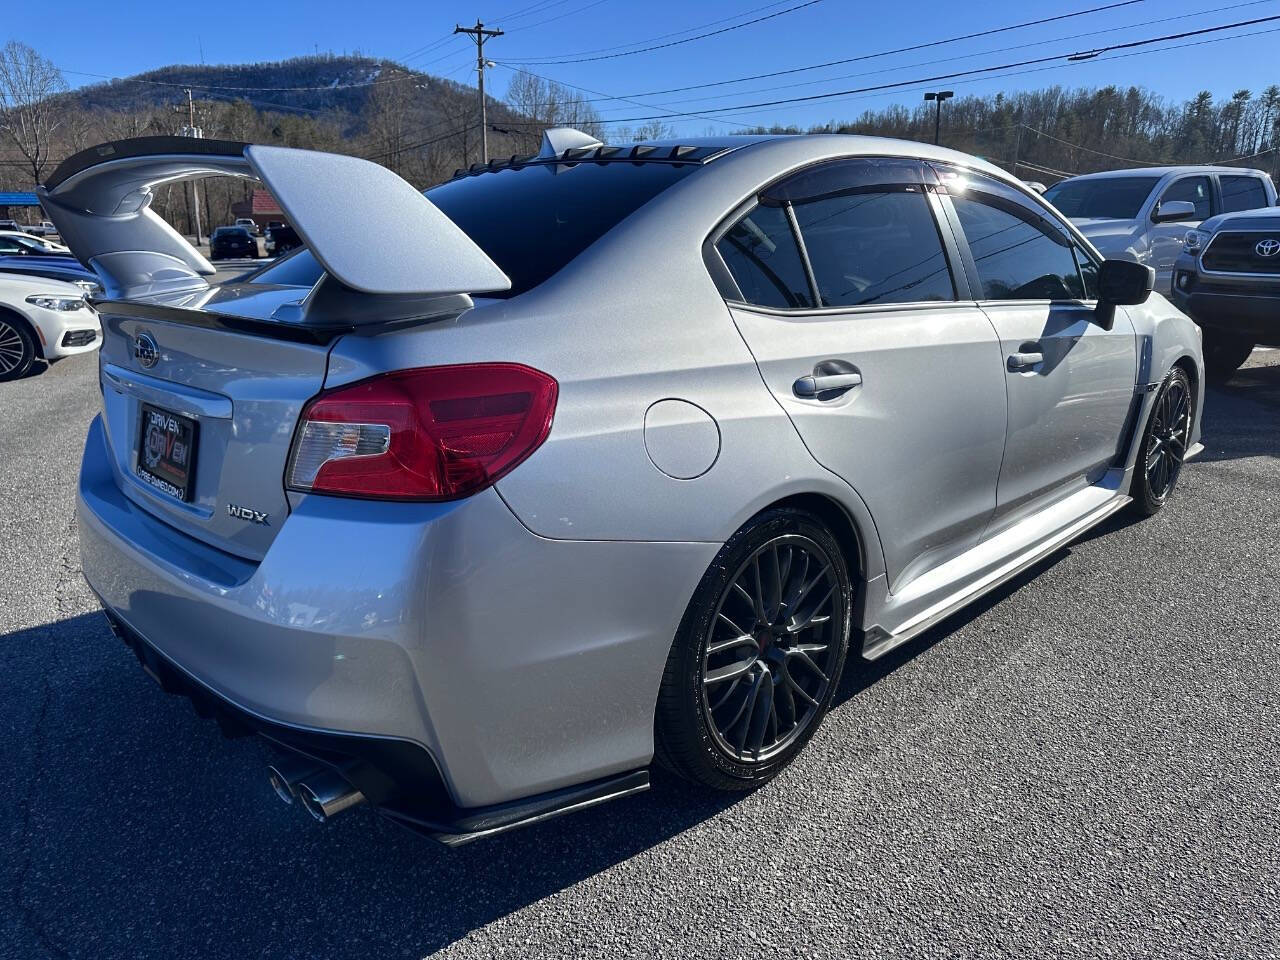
top-left (0, 273), bottom-right (100, 381)
top-left (1043, 166), bottom-right (1277, 291)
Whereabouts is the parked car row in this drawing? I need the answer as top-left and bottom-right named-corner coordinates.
top-left (207, 221), bottom-right (300, 259)
top-left (0, 218), bottom-right (59, 237)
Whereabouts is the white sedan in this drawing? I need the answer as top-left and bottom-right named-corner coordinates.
top-left (0, 273), bottom-right (100, 381)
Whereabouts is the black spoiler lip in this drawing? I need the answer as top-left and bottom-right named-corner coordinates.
top-left (92, 298), bottom-right (355, 346)
top-left (44, 136), bottom-right (250, 191)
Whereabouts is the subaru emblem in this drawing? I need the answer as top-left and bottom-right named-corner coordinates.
top-left (134, 332), bottom-right (159, 369)
top-left (1256, 238), bottom-right (1280, 258)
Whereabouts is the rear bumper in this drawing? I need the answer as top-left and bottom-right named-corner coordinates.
top-left (78, 415), bottom-right (717, 808)
top-left (100, 609), bottom-right (650, 844)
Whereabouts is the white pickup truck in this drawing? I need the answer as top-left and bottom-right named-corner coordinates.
top-left (1043, 166), bottom-right (1277, 292)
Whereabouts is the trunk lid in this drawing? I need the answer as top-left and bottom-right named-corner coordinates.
top-left (95, 292), bottom-right (334, 561)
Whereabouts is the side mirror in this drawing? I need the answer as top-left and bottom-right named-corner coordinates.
top-left (1094, 258), bottom-right (1155, 330)
top-left (1152, 199), bottom-right (1197, 223)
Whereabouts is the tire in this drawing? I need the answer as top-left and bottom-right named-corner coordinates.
top-left (1202, 332), bottom-right (1253, 383)
top-left (0, 313), bottom-right (36, 382)
top-left (1131, 366), bottom-right (1193, 516)
top-left (655, 507), bottom-right (853, 790)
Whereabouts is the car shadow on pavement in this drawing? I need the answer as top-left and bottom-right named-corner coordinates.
top-left (5, 560), bottom-right (1078, 960)
top-left (3, 610), bottom-right (748, 958)
top-left (1195, 352), bottom-right (1280, 464)
top-left (833, 551), bottom-right (1067, 708)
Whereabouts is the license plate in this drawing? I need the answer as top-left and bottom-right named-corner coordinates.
top-left (136, 403), bottom-right (198, 502)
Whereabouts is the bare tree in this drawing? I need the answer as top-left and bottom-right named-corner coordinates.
top-left (366, 68), bottom-right (416, 177)
top-left (505, 69), bottom-right (604, 144)
top-left (0, 41), bottom-right (67, 185)
top-left (627, 120), bottom-right (675, 142)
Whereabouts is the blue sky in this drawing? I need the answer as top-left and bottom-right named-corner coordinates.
top-left (12, 0), bottom-right (1280, 136)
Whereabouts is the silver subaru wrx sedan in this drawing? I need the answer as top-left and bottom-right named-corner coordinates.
top-left (51, 131), bottom-right (1203, 844)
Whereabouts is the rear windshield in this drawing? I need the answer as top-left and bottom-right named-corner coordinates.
top-left (214, 227), bottom-right (249, 238)
top-left (425, 161), bottom-right (700, 297)
top-left (1042, 176), bottom-right (1161, 220)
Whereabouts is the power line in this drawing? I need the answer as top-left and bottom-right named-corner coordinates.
top-left (503, 0), bottom-right (612, 31)
top-left (493, 63), bottom-right (761, 132)
top-left (503, 0), bottom-right (800, 58)
top-left (501, 0), bottom-right (1152, 96)
top-left (501, 0), bottom-right (1274, 113)
top-left (361, 121), bottom-right (481, 163)
top-left (502, 0), bottom-right (825, 64)
top-left (595, 0), bottom-right (1278, 112)
top-left (1020, 122), bottom-right (1277, 167)
top-left (489, 14), bottom-right (1280, 125)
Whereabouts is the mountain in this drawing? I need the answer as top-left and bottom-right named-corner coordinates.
top-left (59, 55), bottom-right (474, 123)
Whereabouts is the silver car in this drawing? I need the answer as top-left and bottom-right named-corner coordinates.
top-left (1042, 166), bottom-right (1277, 292)
top-left (50, 132), bottom-right (1204, 844)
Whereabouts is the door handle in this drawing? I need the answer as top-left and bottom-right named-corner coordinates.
top-left (792, 372), bottom-right (863, 398)
top-left (1007, 351), bottom-right (1044, 371)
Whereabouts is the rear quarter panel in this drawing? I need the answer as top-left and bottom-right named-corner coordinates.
top-left (326, 142), bottom-right (918, 585)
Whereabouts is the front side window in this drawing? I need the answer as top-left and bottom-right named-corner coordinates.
top-left (1220, 175), bottom-right (1269, 214)
top-left (1158, 176), bottom-right (1212, 220)
top-left (945, 171), bottom-right (1086, 301)
top-left (790, 188), bottom-right (955, 307)
top-left (1074, 247), bottom-right (1100, 300)
top-left (716, 203), bottom-right (814, 309)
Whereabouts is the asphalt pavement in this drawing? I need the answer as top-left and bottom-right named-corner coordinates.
top-left (1, 348), bottom-right (1277, 959)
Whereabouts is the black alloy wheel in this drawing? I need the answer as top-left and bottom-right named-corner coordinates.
top-left (656, 508), bottom-right (852, 790)
top-left (1133, 366), bottom-right (1193, 515)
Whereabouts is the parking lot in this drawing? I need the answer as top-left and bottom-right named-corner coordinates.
top-left (2, 349), bottom-right (1277, 959)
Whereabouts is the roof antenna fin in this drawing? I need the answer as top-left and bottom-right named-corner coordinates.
top-left (537, 127), bottom-right (603, 159)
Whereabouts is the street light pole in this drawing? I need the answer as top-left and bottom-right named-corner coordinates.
top-left (923, 90), bottom-right (954, 146)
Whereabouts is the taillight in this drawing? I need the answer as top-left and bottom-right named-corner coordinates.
top-left (286, 363), bottom-right (558, 501)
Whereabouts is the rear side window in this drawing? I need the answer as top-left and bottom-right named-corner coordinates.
top-left (791, 190), bottom-right (954, 306)
top-left (945, 171), bottom-right (1086, 301)
top-left (716, 204), bottom-right (814, 309)
top-left (717, 156), bottom-right (955, 309)
top-left (427, 162), bottom-right (699, 298)
top-left (1220, 175), bottom-right (1269, 214)
top-left (1159, 176), bottom-right (1212, 220)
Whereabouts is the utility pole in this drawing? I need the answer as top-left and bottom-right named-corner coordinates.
top-left (924, 90), bottom-right (954, 146)
top-left (454, 20), bottom-right (503, 165)
top-left (183, 88), bottom-right (204, 245)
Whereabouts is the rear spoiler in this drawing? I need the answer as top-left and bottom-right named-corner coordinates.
top-left (38, 137), bottom-right (511, 311)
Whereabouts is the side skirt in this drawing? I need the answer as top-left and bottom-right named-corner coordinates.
top-left (861, 481), bottom-right (1132, 661)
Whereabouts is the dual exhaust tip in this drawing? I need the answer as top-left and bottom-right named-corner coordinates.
top-left (267, 754), bottom-right (366, 822)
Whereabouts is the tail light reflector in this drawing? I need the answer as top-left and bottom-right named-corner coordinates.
top-left (286, 363), bottom-right (557, 501)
